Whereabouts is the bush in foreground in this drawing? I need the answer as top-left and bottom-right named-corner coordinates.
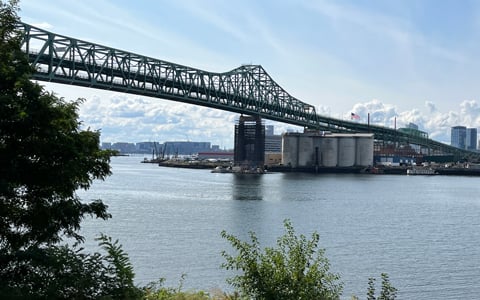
top-left (0, 234), bottom-right (142, 299)
top-left (221, 219), bottom-right (343, 300)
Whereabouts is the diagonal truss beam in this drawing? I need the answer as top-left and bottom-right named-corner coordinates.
top-left (16, 22), bottom-right (479, 160)
top-left (17, 22), bottom-right (320, 128)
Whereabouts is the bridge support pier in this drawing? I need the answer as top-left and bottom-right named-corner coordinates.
top-left (234, 115), bottom-right (265, 169)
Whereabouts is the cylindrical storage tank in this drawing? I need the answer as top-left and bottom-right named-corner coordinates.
top-left (282, 134), bottom-right (299, 167)
top-left (356, 136), bottom-right (374, 166)
top-left (297, 136), bottom-right (314, 167)
top-left (312, 136), bottom-right (323, 166)
top-left (320, 137), bottom-right (338, 167)
top-left (338, 136), bottom-right (356, 167)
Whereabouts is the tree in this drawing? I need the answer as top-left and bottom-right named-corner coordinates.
top-left (0, 0), bottom-right (111, 252)
top-left (221, 219), bottom-right (343, 300)
top-left (0, 234), bottom-right (142, 299)
top-left (0, 0), bottom-right (125, 297)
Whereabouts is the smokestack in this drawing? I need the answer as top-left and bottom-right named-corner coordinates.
top-left (368, 113), bottom-right (370, 132)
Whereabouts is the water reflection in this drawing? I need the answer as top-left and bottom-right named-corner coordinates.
top-left (80, 157), bottom-right (480, 298)
top-left (231, 174), bottom-right (264, 200)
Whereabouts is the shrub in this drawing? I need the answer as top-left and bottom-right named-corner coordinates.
top-left (0, 234), bottom-right (143, 299)
top-left (143, 275), bottom-right (211, 300)
top-left (221, 219), bottom-right (343, 300)
top-left (366, 273), bottom-right (397, 300)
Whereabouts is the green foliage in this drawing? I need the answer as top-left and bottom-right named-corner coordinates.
top-left (0, 0), bottom-right (112, 253)
top-left (221, 219), bottom-right (343, 300)
top-left (366, 273), bottom-right (397, 300)
top-left (96, 234), bottom-right (143, 299)
top-left (0, 234), bottom-right (143, 299)
top-left (143, 276), bottom-right (212, 300)
top-left (0, 1), bottom-right (132, 298)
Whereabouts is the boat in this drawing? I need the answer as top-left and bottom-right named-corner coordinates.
top-left (406, 168), bottom-right (437, 175)
top-left (211, 165), bottom-right (266, 174)
top-left (211, 166), bottom-right (232, 173)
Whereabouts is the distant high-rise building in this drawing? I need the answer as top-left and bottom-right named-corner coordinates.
top-left (161, 141), bottom-right (211, 155)
top-left (264, 125), bottom-right (282, 152)
top-left (265, 135), bottom-right (282, 152)
top-left (466, 128), bottom-right (477, 150)
top-left (101, 142), bottom-right (112, 149)
top-left (265, 125), bottom-right (274, 136)
top-left (451, 126), bottom-right (467, 149)
top-left (111, 142), bottom-right (136, 153)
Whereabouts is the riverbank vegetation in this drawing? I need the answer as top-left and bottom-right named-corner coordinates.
top-left (0, 1), bottom-right (396, 299)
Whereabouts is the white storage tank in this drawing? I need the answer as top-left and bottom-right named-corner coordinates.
top-left (321, 137), bottom-right (338, 167)
top-left (298, 136), bottom-right (314, 167)
top-left (282, 134), bottom-right (298, 167)
top-left (338, 136), bottom-right (356, 167)
top-left (355, 135), bottom-right (374, 166)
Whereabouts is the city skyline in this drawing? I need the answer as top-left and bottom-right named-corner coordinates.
top-left (102, 124), bottom-right (283, 154)
top-left (18, 1), bottom-right (480, 148)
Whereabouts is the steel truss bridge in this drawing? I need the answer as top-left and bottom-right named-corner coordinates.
top-left (17, 22), bottom-right (479, 161)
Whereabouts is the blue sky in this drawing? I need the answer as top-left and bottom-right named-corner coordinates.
top-left (18, 0), bottom-right (480, 147)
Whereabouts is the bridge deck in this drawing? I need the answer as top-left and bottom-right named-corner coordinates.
top-left (16, 22), bottom-right (479, 161)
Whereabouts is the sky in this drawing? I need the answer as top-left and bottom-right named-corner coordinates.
top-left (18, 0), bottom-right (480, 148)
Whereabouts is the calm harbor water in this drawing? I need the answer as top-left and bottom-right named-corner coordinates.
top-left (77, 155), bottom-right (480, 299)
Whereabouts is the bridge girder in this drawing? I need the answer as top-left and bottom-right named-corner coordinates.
top-left (15, 22), bottom-right (480, 161)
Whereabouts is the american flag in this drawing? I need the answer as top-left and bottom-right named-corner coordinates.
top-left (351, 112), bottom-right (360, 120)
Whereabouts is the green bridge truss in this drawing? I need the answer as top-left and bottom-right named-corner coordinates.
top-left (16, 22), bottom-right (479, 161)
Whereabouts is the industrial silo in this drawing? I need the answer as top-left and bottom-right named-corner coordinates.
top-left (337, 136), bottom-right (356, 167)
top-left (297, 135), bottom-right (314, 167)
top-left (321, 137), bottom-right (338, 167)
top-left (281, 133), bottom-right (298, 167)
top-left (355, 135), bottom-right (374, 166)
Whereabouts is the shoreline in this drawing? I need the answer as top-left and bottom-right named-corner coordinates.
top-left (142, 158), bottom-right (480, 176)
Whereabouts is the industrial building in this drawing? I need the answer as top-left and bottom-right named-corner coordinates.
top-left (282, 131), bottom-right (374, 168)
top-left (265, 132), bottom-right (282, 152)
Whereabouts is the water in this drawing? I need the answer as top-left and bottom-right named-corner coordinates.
top-left (77, 156), bottom-right (480, 299)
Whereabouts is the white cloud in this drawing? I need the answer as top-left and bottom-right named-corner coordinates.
top-left (78, 93), bottom-right (239, 148)
top-left (347, 99), bottom-right (480, 144)
top-left (77, 92), bottom-right (480, 150)
top-left (349, 99), bottom-right (397, 125)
